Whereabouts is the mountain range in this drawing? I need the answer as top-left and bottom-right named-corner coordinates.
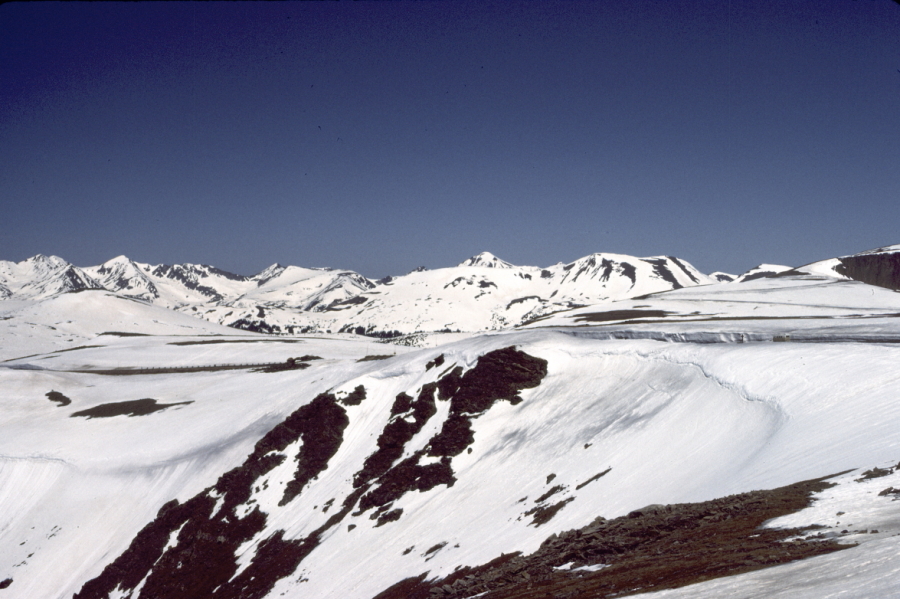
top-left (3, 245), bottom-right (900, 339)
top-left (0, 251), bottom-right (716, 336)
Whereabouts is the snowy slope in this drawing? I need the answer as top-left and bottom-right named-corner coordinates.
top-left (0, 290), bottom-right (251, 362)
top-left (526, 272), bottom-right (900, 339)
top-left (730, 263), bottom-right (794, 283)
top-left (3, 288), bottom-right (900, 597)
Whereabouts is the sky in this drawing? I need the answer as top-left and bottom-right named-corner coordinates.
top-left (1, 1), bottom-right (899, 279)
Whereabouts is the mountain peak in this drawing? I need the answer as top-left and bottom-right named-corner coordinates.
top-left (459, 252), bottom-right (514, 269)
top-left (253, 263), bottom-right (287, 287)
top-left (26, 254), bottom-right (68, 267)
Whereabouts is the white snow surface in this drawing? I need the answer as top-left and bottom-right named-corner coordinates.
top-left (2, 249), bottom-right (900, 598)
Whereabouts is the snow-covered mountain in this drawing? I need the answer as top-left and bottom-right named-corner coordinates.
top-left (84, 256), bottom-right (161, 302)
top-left (4, 245), bottom-right (899, 340)
top-left (2, 251), bottom-right (715, 336)
top-left (0, 254), bottom-right (101, 299)
top-left (457, 251), bottom-right (515, 268)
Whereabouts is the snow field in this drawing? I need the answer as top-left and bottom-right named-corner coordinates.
top-left (2, 277), bottom-right (900, 597)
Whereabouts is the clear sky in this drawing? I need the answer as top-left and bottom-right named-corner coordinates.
top-left (2, 1), bottom-right (899, 279)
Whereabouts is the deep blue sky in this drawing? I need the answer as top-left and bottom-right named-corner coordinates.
top-left (2, 1), bottom-right (899, 278)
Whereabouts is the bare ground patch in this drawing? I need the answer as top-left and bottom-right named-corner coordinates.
top-left (374, 472), bottom-right (853, 599)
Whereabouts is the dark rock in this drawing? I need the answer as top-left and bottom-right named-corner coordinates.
top-left (836, 252), bottom-right (900, 290)
top-left (46, 390), bottom-right (71, 407)
top-left (856, 467), bottom-right (893, 482)
top-left (340, 385), bottom-right (367, 406)
top-left (576, 468), bottom-right (611, 490)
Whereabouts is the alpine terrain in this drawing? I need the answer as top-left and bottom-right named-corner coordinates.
top-left (2, 244), bottom-right (900, 599)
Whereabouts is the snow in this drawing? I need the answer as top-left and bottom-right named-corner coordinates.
top-left (3, 251), bottom-right (714, 336)
top-left (2, 247), bottom-right (900, 598)
top-left (731, 263), bottom-right (794, 282)
top-left (457, 251), bottom-right (516, 268)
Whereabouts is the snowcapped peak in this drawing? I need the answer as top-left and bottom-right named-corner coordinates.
top-left (103, 255), bottom-right (135, 265)
top-left (458, 252), bottom-right (515, 269)
top-left (93, 255), bottom-right (141, 273)
top-left (253, 263), bottom-right (287, 286)
top-left (26, 254), bottom-right (68, 268)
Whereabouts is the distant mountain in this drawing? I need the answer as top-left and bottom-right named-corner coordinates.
top-left (709, 272), bottom-right (736, 283)
top-left (457, 251), bottom-right (515, 268)
top-left (187, 251), bottom-right (714, 335)
top-left (730, 264), bottom-right (794, 284)
top-left (2, 251), bottom-right (711, 334)
top-left (84, 256), bottom-right (161, 302)
top-left (0, 255), bottom-right (100, 299)
top-left (6, 245), bottom-right (898, 337)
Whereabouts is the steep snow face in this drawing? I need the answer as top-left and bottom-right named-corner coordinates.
top-left (250, 263), bottom-right (287, 287)
top-left (794, 258), bottom-right (847, 279)
top-left (84, 256), bottom-right (160, 301)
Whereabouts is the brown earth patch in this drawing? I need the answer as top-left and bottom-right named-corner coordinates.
top-left (573, 309), bottom-right (673, 323)
top-left (374, 472), bottom-right (853, 599)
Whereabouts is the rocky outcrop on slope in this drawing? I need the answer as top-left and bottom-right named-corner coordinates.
top-left (836, 250), bottom-right (900, 291)
top-left (73, 347), bottom-right (549, 599)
